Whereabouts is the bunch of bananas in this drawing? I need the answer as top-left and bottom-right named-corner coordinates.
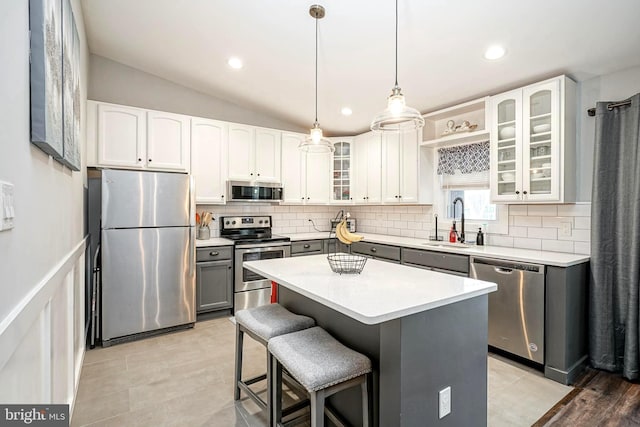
top-left (335, 220), bottom-right (364, 245)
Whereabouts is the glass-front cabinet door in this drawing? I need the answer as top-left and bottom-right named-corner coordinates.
top-left (490, 89), bottom-right (523, 202)
top-left (331, 139), bottom-right (353, 203)
top-left (522, 80), bottom-right (560, 201)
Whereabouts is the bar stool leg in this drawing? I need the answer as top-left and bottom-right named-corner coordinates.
top-left (310, 389), bottom-right (325, 427)
top-left (234, 323), bottom-right (244, 401)
top-left (361, 374), bottom-right (369, 427)
top-left (271, 356), bottom-right (283, 427)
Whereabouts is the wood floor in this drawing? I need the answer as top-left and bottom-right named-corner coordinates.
top-left (534, 368), bottom-right (640, 426)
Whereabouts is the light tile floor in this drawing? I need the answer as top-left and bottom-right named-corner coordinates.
top-left (72, 317), bottom-right (572, 426)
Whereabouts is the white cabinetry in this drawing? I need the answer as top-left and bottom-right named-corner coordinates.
top-left (88, 101), bottom-right (190, 173)
top-left (353, 132), bottom-right (382, 203)
top-left (490, 76), bottom-right (575, 203)
top-left (330, 137), bottom-right (353, 203)
top-left (147, 111), bottom-right (190, 172)
top-left (281, 132), bottom-right (331, 204)
top-left (381, 130), bottom-right (420, 203)
top-left (191, 118), bottom-right (228, 204)
top-left (227, 124), bottom-right (281, 182)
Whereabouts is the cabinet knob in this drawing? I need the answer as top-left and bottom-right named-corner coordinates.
top-left (250, 173), bottom-right (253, 176)
top-left (515, 190), bottom-right (520, 195)
top-left (394, 195), bottom-right (398, 199)
top-left (209, 251), bottom-right (219, 256)
top-left (307, 197), bottom-right (310, 200)
top-left (148, 159), bottom-right (152, 162)
top-left (301, 197), bottom-right (304, 200)
top-left (137, 158), bottom-right (142, 162)
top-left (303, 244), bottom-right (310, 249)
top-left (371, 247), bottom-right (377, 253)
top-left (523, 190), bottom-right (528, 195)
top-left (221, 195), bottom-right (224, 198)
top-left (228, 266), bottom-right (232, 269)
top-left (257, 173), bottom-right (260, 176)
top-left (399, 195), bottom-right (402, 198)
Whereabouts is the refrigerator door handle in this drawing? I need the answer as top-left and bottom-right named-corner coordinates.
top-left (189, 176), bottom-right (196, 227)
top-left (189, 226), bottom-right (196, 277)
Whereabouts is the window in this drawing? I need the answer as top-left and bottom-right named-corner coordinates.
top-left (446, 189), bottom-right (496, 221)
top-left (435, 141), bottom-right (508, 235)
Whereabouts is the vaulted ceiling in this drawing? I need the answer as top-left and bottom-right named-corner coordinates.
top-left (81, 0), bottom-right (640, 135)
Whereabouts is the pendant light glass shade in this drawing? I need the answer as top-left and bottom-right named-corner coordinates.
top-left (370, 0), bottom-right (424, 132)
top-left (300, 121), bottom-right (335, 153)
top-left (299, 5), bottom-right (334, 153)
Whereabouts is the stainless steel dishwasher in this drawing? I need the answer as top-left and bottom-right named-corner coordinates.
top-left (470, 257), bottom-right (545, 364)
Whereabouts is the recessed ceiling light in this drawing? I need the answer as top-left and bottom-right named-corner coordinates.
top-left (228, 57), bottom-right (243, 69)
top-left (484, 45), bottom-right (506, 60)
top-left (341, 107), bottom-right (353, 116)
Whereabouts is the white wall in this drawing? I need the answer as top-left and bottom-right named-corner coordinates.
top-left (576, 66), bottom-right (640, 201)
top-left (0, 0), bottom-right (88, 409)
top-left (89, 54), bottom-right (307, 133)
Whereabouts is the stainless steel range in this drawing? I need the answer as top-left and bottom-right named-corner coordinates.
top-left (220, 215), bottom-right (291, 311)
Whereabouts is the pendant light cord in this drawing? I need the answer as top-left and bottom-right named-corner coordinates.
top-left (394, 0), bottom-right (398, 87)
top-left (314, 13), bottom-right (319, 123)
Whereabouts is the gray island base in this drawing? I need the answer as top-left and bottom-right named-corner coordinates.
top-left (244, 255), bottom-right (497, 426)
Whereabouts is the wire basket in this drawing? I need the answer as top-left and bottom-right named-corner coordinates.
top-left (327, 253), bottom-right (368, 274)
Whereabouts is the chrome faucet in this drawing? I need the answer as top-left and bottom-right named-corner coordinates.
top-left (452, 197), bottom-right (465, 243)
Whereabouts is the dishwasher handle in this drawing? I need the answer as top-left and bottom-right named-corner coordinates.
top-left (470, 256), bottom-right (544, 274)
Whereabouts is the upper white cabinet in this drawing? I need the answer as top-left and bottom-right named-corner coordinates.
top-left (381, 130), bottom-right (420, 203)
top-left (191, 118), bottom-right (228, 204)
top-left (87, 101), bottom-right (190, 173)
top-left (353, 132), bottom-right (382, 203)
top-left (228, 124), bottom-right (281, 182)
top-left (490, 76), bottom-right (576, 203)
top-left (330, 137), bottom-right (354, 203)
top-left (147, 111), bottom-right (190, 172)
top-left (281, 132), bottom-right (331, 204)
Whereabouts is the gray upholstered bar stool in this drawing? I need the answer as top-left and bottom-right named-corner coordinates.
top-left (234, 304), bottom-right (315, 418)
top-left (268, 326), bottom-right (372, 427)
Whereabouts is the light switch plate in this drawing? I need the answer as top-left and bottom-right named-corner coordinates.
top-left (0, 181), bottom-right (15, 231)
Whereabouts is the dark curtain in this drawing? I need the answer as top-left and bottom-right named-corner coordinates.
top-left (590, 93), bottom-right (640, 380)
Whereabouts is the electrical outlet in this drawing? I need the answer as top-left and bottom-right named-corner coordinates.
top-left (439, 386), bottom-right (451, 419)
top-left (560, 222), bottom-right (572, 237)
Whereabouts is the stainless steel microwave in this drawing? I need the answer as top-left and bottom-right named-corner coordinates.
top-left (227, 181), bottom-right (283, 202)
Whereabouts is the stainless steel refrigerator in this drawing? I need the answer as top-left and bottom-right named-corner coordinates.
top-left (97, 169), bottom-right (195, 345)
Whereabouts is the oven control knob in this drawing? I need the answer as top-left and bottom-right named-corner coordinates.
top-left (225, 221), bottom-right (229, 225)
top-left (232, 220), bottom-right (236, 225)
top-left (264, 220), bottom-right (269, 225)
top-left (259, 220), bottom-right (263, 224)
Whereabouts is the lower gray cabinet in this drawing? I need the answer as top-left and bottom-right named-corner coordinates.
top-left (401, 248), bottom-right (469, 276)
top-left (196, 248), bottom-right (233, 313)
top-left (291, 240), bottom-right (324, 257)
top-left (351, 242), bottom-right (401, 263)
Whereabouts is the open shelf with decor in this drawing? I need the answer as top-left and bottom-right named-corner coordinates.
top-left (420, 97), bottom-right (490, 148)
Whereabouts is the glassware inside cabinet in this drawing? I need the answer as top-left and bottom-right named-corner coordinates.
top-left (333, 141), bottom-right (352, 201)
top-left (527, 90), bottom-right (552, 195)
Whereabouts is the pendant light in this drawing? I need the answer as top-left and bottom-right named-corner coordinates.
top-left (370, 0), bottom-right (424, 132)
top-left (299, 5), bottom-right (335, 153)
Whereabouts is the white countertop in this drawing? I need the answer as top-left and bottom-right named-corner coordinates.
top-left (244, 254), bottom-right (497, 325)
top-left (281, 232), bottom-right (589, 267)
top-left (195, 237), bottom-right (234, 247)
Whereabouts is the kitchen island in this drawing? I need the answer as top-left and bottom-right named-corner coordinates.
top-left (244, 254), bottom-right (497, 427)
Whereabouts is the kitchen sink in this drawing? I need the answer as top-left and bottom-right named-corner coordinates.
top-left (422, 241), bottom-right (471, 249)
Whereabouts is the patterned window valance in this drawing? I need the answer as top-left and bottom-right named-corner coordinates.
top-left (437, 141), bottom-right (490, 175)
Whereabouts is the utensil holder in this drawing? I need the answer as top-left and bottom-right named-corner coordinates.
top-left (197, 226), bottom-right (210, 240)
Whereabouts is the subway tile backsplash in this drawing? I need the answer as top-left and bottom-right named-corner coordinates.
top-left (197, 203), bottom-right (591, 255)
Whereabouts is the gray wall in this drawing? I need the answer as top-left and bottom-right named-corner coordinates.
top-left (0, 0), bottom-right (88, 322)
top-left (576, 66), bottom-right (640, 201)
top-left (88, 54), bottom-right (306, 132)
